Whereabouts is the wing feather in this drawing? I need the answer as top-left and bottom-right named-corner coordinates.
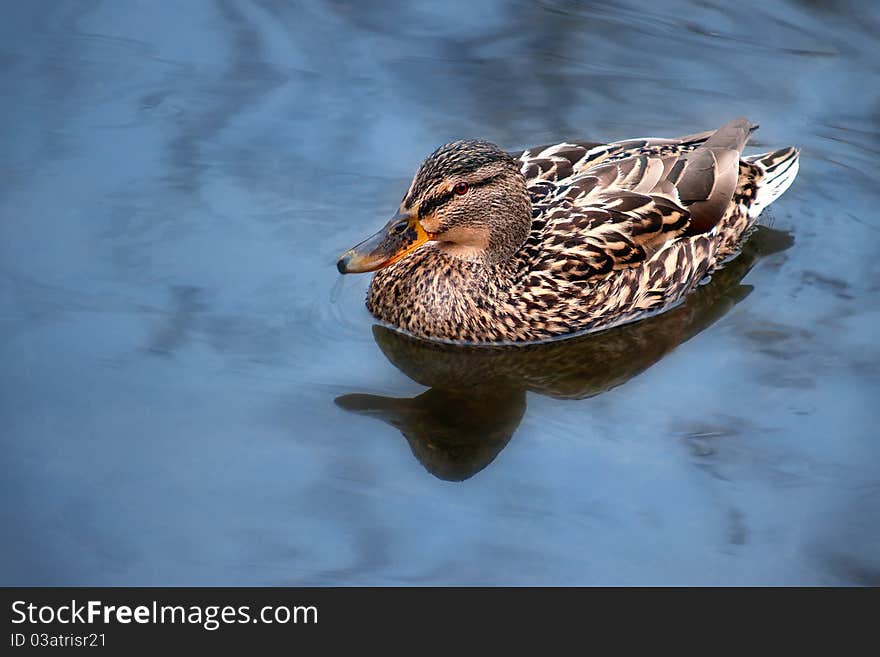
top-left (517, 118), bottom-right (757, 286)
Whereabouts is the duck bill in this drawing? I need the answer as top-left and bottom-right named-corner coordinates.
top-left (337, 211), bottom-right (433, 274)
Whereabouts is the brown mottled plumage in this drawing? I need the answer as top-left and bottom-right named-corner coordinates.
top-left (338, 118), bottom-right (799, 344)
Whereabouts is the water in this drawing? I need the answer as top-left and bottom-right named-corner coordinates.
top-left (1, 0), bottom-right (878, 585)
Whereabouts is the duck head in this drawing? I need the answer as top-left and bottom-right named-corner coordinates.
top-left (337, 140), bottom-right (531, 273)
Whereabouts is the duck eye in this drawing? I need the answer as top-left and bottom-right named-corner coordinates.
top-left (453, 182), bottom-right (469, 195)
top-left (392, 220), bottom-right (409, 234)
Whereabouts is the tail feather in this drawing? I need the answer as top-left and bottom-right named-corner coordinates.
top-left (744, 147), bottom-right (800, 217)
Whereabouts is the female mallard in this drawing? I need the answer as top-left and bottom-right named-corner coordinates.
top-left (337, 118), bottom-right (799, 344)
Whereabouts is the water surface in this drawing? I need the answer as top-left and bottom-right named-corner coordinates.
top-left (2, 0), bottom-right (878, 585)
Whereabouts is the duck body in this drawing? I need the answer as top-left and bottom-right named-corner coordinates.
top-left (340, 118), bottom-right (799, 344)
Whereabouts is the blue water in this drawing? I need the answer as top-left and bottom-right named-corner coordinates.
top-left (2, 0), bottom-right (878, 585)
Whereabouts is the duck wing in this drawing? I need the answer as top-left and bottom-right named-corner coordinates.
top-left (520, 118), bottom-right (756, 281)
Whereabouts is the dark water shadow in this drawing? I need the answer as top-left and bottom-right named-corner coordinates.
top-left (337, 226), bottom-right (794, 481)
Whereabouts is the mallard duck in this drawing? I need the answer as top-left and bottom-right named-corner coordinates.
top-left (337, 118), bottom-right (799, 344)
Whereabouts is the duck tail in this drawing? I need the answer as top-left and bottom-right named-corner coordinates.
top-left (744, 147), bottom-right (800, 218)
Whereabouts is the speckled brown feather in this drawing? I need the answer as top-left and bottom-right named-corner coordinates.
top-left (365, 119), bottom-right (799, 344)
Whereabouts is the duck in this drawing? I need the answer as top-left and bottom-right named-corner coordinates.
top-left (337, 118), bottom-right (799, 344)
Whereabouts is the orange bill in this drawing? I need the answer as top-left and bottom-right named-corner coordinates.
top-left (337, 210), bottom-right (434, 274)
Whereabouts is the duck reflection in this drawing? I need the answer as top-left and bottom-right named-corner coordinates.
top-left (337, 226), bottom-right (793, 481)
